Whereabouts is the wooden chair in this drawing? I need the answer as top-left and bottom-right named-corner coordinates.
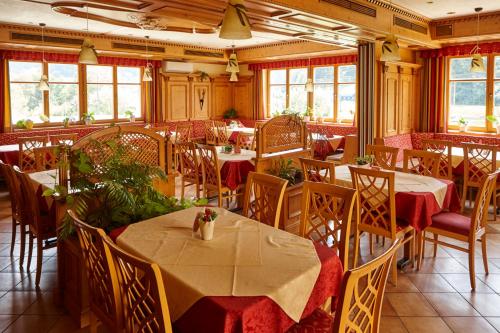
top-left (326, 134), bottom-right (358, 165)
top-left (197, 144), bottom-right (243, 208)
top-left (14, 166), bottom-right (57, 287)
top-left (421, 171), bottom-right (499, 290)
top-left (300, 181), bottom-right (358, 269)
top-left (174, 123), bottom-right (192, 144)
top-left (461, 143), bottom-right (498, 217)
top-left (49, 133), bottom-right (78, 146)
top-left (204, 121), bottom-right (217, 145)
top-left (349, 166), bottom-right (415, 285)
top-left (242, 172), bottom-right (288, 228)
top-left (422, 139), bottom-right (453, 180)
top-left (236, 132), bottom-right (255, 151)
top-left (287, 239), bottom-right (401, 333)
top-left (214, 120), bottom-right (229, 145)
top-left (299, 158), bottom-right (335, 183)
top-left (68, 210), bottom-right (122, 333)
top-left (34, 146), bottom-right (61, 171)
top-left (102, 236), bottom-right (173, 333)
top-left (18, 136), bottom-right (48, 172)
top-left (366, 144), bottom-right (398, 170)
top-left (402, 149), bottom-right (441, 178)
top-left (0, 161), bottom-right (26, 261)
top-left (177, 142), bottom-right (202, 199)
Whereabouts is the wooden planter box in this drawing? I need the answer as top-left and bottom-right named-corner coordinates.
top-left (279, 182), bottom-right (303, 235)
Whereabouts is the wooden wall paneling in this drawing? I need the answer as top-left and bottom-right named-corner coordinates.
top-left (166, 76), bottom-right (190, 121)
top-left (398, 71), bottom-right (413, 134)
top-left (382, 64), bottom-right (399, 137)
top-left (232, 77), bottom-right (254, 119)
top-left (191, 79), bottom-right (211, 120)
top-left (212, 77), bottom-right (233, 119)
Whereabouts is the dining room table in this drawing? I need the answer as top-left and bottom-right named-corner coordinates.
top-left (0, 144), bottom-right (20, 165)
top-left (112, 206), bottom-right (344, 333)
top-left (311, 134), bottom-right (344, 160)
top-left (449, 146), bottom-right (500, 176)
top-left (215, 146), bottom-right (256, 191)
top-left (227, 127), bottom-right (255, 143)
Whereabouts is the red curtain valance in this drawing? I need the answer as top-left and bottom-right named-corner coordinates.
top-left (248, 54), bottom-right (358, 71)
top-left (420, 42), bottom-right (500, 58)
top-left (0, 50), bottom-right (162, 68)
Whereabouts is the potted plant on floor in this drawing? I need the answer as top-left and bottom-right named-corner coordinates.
top-left (487, 115), bottom-right (500, 134)
top-left (458, 117), bottom-right (468, 132)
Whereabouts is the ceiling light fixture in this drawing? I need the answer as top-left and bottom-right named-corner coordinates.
top-left (143, 36), bottom-right (153, 82)
top-left (305, 58), bottom-right (314, 92)
top-left (226, 45), bottom-right (239, 82)
top-left (219, 0), bottom-right (252, 40)
top-left (38, 23), bottom-right (49, 91)
top-left (470, 7), bottom-right (485, 73)
top-left (380, 0), bottom-right (401, 62)
top-left (78, 5), bottom-right (98, 65)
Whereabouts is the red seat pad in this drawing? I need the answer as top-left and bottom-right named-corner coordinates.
top-left (430, 212), bottom-right (472, 236)
top-left (287, 308), bottom-right (332, 333)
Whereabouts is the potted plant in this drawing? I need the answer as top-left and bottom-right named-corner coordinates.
top-left (40, 114), bottom-right (49, 123)
top-left (81, 112), bottom-right (95, 125)
top-left (304, 107), bottom-right (314, 122)
top-left (15, 120), bottom-right (26, 129)
top-left (193, 208), bottom-right (218, 240)
top-left (355, 155), bottom-right (373, 167)
top-left (223, 108), bottom-right (238, 119)
top-left (62, 117), bottom-right (71, 128)
top-left (487, 115), bottom-right (500, 134)
top-left (24, 119), bottom-right (34, 130)
top-left (458, 117), bottom-right (468, 132)
top-left (124, 110), bottom-right (136, 122)
top-left (223, 145), bottom-right (233, 154)
top-left (316, 115), bottom-right (324, 124)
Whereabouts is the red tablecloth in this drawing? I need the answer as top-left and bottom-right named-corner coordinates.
top-left (229, 131), bottom-right (239, 143)
top-left (109, 225), bottom-right (344, 333)
top-left (314, 140), bottom-right (334, 160)
top-left (396, 180), bottom-right (461, 232)
top-left (220, 160), bottom-right (255, 190)
top-left (0, 150), bottom-right (19, 165)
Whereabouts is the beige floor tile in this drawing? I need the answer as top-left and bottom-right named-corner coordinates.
top-left (382, 297), bottom-right (398, 316)
top-left (440, 273), bottom-right (495, 293)
top-left (3, 314), bottom-right (60, 333)
top-left (0, 272), bottom-right (24, 291)
top-left (406, 273), bottom-right (455, 292)
top-left (24, 292), bottom-right (64, 315)
top-left (0, 315), bottom-right (18, 331)
top-left (385, 275), bottom-right (419, 293)
top-left (379, 317), bottom-right (409, 333)
top-left (460, 293), bottom-right (500, 317)
top-left (454, 256), bottom-right (500, 274)
top-left (422, 293), bottom-right (480, 317)
top-left (476, 273), bottom-right (500, 293)
top-left (13, 273), bottom-right (58, 292)
top-left (485, 317), bottom-right (500, 331)
top-left (0, 291), bottom-right (40, 314)
top-left (443, 316), bottom-right (498, 333)
top-left (385, 293), bottom-right (437, 317)
top-left (400, 317), bottom-right (452, 333)
top-left (417, 257), bottom-right (469, 274)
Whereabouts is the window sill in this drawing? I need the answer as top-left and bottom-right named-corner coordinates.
top-left (446, 129), bottom-right (499, 137)
top-left (9, 120), bottom-right (146, 133)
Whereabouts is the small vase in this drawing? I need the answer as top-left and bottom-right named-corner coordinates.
top-left (459, 124), bottom-right (467, 132)
top-left (129, 116), bottom-right (135, 123)
top-left (199, 221), bottom-right (214, 241)
top-left (304, 116), bottom-right (310, 122)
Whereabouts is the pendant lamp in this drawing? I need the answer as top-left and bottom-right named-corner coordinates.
top-left (229, 72), bottom-right (238, 82)
top-left (79, 6), bottom-right (98, 65)
top-left (470, 7), bottom-right (485, 73)
top-left (143, 36), bottom-right (153, 82)
top-left (219, 0), bottom-right (252, 40)
top-left (226, 47), bottom-right (239, 82)
top-left (380, 0), bottom-right (401, 62)
top-left (38, 23), bottom-right (49, 91)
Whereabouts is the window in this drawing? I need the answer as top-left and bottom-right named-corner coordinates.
top-left (7, 60), bottom-right (144, 127)
top-left (268, 68), bottom-right (308, 116)
top-left (448, 56), bottom-right (488, 130)
top-left (495, 56), bottom-right (500, 118)
top-left (312, 64), bottom-right (356, 122)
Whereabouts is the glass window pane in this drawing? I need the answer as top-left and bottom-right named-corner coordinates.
top-left (494, 82), bottom-right (500, 117)
top-left (338, 65), bottom-right (356, 83)
top-left (118, 85), bottom-right (141, 118)
top-left (313, 84), bottom-right (333, 119)
top-left (117, 67), bottom-right (140, 84)
top-left (289, 85), bottom-right (307, 113)
top-left (9, 83), bottom-right (44, 124)
top-left (270, 70), bottom-right (286, 85)
top-left (49, 84), bottom-right (79, 122)
top-left (9, 61), bottom-right (42, 82)
top-left (48, 64), bottom-right (78, 83)
top-left (449, 81), bottom-right (486, 127)
top-left (495, 56), bottom-right (500, 79)
top-left (450, 57), bottom-right (487, 80)
top-left (313, 67), bottom-right (334, 84)
top-left (87, 65), bottom-right (113, 83)
top-left (87, 84), bottom-right (114, 119)
top-left (337, 84), bottom-right (356, 121)
top-left (289, 68), bottom-right (307, 84)
top-left (270, 85), bottom-right (286, 115)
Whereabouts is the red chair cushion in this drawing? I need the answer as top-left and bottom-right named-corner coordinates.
top-left (430, 212), bottom-right (471, 236)
top-left (287, 308), bottom-right (332, 333)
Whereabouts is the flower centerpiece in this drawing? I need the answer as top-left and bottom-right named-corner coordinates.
top-left (194, 208), bottom-right (218, 240)
top-left (458, 117), bottom-right (468, 132)
top-left (224, 145), bottom-right (233, 154)
top-left (355, 155), bottom-right (373, 167)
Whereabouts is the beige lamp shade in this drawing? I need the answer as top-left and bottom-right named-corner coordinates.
top-left (226, 53), bottom-right (240, 73)
top-left (380, 34), bottom-right (401, 62)
top-left (305, 78), bottom-right (314, 92)
top-left (470, 53), bottom-right (485, 73)
top-left (143, 66), bottom-right (153, 82)
top-left (38, 75), bottom-right (49, 91)
top-left (219, 0), bottom-right (252, 40)
top-left (79, 38), bottom-right (98, 65)
top-left (230, 72), bottom-right (239, 82)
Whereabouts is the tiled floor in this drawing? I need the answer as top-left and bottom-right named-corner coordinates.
top-left (0, 179), bottom-right (499, 332)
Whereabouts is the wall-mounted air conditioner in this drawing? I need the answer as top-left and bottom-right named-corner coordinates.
top-left (162, 61), bottom-right (194, 74)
